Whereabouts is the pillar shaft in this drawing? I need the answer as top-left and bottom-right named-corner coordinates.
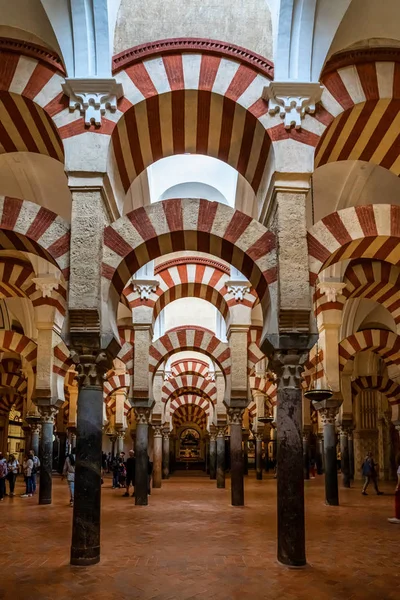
top-left (348, 433), bottom-right (354, 480)
top-left (116, 431), bottom-right (125, 454)
top-left (71, 350), bottom-right (109, 566)
top-left (162, 432), bottom-right (170, 479)
top-left (255, 436), bottom-right (263, 480)
top-left (303, 432), bottom-right (310, 480)
top-left (216, 428), bottom-right (226, 489)
top-left (135, 409), bottom-right (150, 505)
top-left (340, 430), bottom-right (350, 488)
top-left (31, 426), bottom-right (40, 457)
top-left (209, 436), bottom-right (217, 479)
top-left (243, 434), bottom-right (249, 475)
top-left (228, 408), bottom-right (244, 506)
top-left (320, 411), bottom-right (339, 505)
top-left (38, 408), bottom-right (57, 505)
top-left (153, 428), bottom-right (162, 489)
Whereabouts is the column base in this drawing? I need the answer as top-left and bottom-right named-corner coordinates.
top-left (278, 559), bottom-right (307, 569)
top-left (70, 546), bottom-right (100, 566)
top-left (39, 499), bottom-right (52, 505)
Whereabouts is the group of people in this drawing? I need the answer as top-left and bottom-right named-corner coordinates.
top-left (0, 450), bottom-right (40, 499)
top-left (110, 450), bottom-right (153, 497)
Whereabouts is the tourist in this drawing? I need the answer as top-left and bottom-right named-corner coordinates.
top-left (0, 452), bottom-right (7, 501)
top-left (123, 449), bottom-right (135, 497)
top-left (29, 449), bottom-right (40, 495)
top-left (388, 455), bottom-right (400, 524)
top-left (21, 454), bottom-right (34, 498)
top-left (362, 452), bottom-right (383, 495)
top-left (106, 451), bottom-right (112, 472)
top-left (62, 449), bottom-right (76, 507)
top-left (112, 453), bottom-right (125, 488)
top-left (7, 454), bottom-right (19, 496)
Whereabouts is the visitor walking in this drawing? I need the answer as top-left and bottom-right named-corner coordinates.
top-left (21, 454), bottom-right (34, 497)
top-left (28, 449), bottom-right (40, 495)
top-left (123, 450), bottom-right (135, 497)
top-left (112, 453), bottom-right (125, 488)
top-left (62, 450), bottom-right (76, 506)
top-left (362, 452), bottom-right (383, 495)
top-left (6, 454), bottom-right (19, 496)
top-left (388, 455), bottom-right (400, 524)
top-left (0, 452), bottom-right (7, 501)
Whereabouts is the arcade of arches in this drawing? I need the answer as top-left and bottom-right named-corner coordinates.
top-left (1, 1), bottom-right (400, 597)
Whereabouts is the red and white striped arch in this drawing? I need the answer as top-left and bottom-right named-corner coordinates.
top-left (149, 326), bottom-right (231, 375)
top-left (169, 394), bottom-right (211, 416)
top-left (308, 205), bottom-right (400, 285)
top-left (343, 261), bottom-right (400, 330)
top-left (171, 400), bottom-right (208, 429)
top-left (104, 372), bottom-right (130, 400)
top-left (0, 391), bottom-right (23, 416)
top-left (103, 198), bottom-right (276, 328)
top-left (122, 261), bottom-right (258, 323)
top-left (249, 376), bottom-right (277, 404)
top-left (247, 327), bottom-right (266, 374)
top-left (0, 330), bottom-right (37, 365)
top-left (0, 197), bottom-right (70, 279)
top-left (302, 345), bottom-right (324, 389)
top-left (0, 372), bottom-right (28, 396)
top-left (315, 54), bottom-right (400, 175)
top-left (339, 329), bottom-right (400, 372)
top-left (117, 327), bottom-right (135, 374)
top-left (162, 374), bottom-right (217, 403)
top-left (352, 375), bottom-right (400, 405)
top-left (170, 358), bottom-right (210, 378)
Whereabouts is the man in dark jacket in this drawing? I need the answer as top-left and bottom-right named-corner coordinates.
top-left (123, 450), bottom-right (136, 497)
top-left (362, 452), bottom-right (383, 495)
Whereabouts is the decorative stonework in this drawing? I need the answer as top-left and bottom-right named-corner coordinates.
top-left (317, 281), bottom-right (346, 303)
top-left (263, 81), bottom-right (323, 129)
top-left (32, 274), bottom-right (60, 298)
top-left (38, 405), bottom-right (58, 424)
top-left (133, 279), bottom-right (159, 300)
top-left (134, 408), bottom-right (151, 425)
top-left (322, 47), bottom-right (400, 77)
top-left (227, 408), bottom-right (245, 425)
top-left (154, 256), bottom-right (230, 275)
top-left (216, 426), bottom-right (227, 438)
top-left (71, 351), bottom-right (111, 389)
top-left (318, 407), bottom-right (339, 426)
top-left (226, 281), bottom-right (251, 302)
top-left (62, 78), bottom-right (124, 126)
top-left (254, 433), bottom-right (263, 442)
top-left (162, 429), bottom-right (170, 440)
top-left (269, 350), bottom-right (308, 389)
top-left (0, 37), bottom-right (65, 73)
top-left (152, 426), bottom-right (163, 438)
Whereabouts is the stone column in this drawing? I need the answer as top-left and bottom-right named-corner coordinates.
top-left (348, 430), bottom-right (355, 480)
top-left (135, 408), bottom-right (150, 505)
top-left (216, 426), bottom-right (226, 489)
top-left (316, 405), bottom-right (340, 505)
top-left (303, 429), bottom-right (310, 480)
top-left (339, 428), bottom-right (350, 488)
top-left (227, 408), bottom-right (245, 506)
top-left (37, 406), bottom-right (58, 505)
top-left (152, 426), bottom-right (162, 489)
top-left (209, 429), bottom-right (217, 480)
top-left (31, 424), bottom-right (41, 456)
top-left (243, 431), bottom-right (249, 475)
top-left (116, 430), bottom-right (125, 454)
top-left (162, 430), bottom-right (170, 479)
top-left (255, 433), bottom-right (263, 480)
top-left (70, 350), bottom-right (110, 566)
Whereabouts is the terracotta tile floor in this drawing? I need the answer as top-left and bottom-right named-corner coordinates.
top-left (1, 472), bottom-right (399, 600)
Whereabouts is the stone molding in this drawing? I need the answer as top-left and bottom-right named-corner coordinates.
top-left (134, 407), bottom-right (151, 425)
top-left (227, 407), bottom-right (245, 425)
top-left (154, 256), bottom-right (230, 275)
top-left (71, 350), bottom-right (111, 389)
top-left (269, 350), bottom-right (308, 389)
top-left (263, 81), bottom-right (323, 129)
top-left (112, 38), bottom-right (274, 79)
top-left (317, 281), bottom-right (346, 303)
top-left (0, 36), bottom-right (65, 74)
top-left (322, 47), bottom-right (400, 77)
top-left (62, 77), bottom-right (124, 126)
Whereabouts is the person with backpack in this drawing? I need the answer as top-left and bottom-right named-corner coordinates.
top-left (362, 451), bottom-right (383, 495)
top-left (21, 453), bottom-right (34, 497)
top-left (28, 449), bottom-right (40, 495)
top-left (62, 450), bottom-right (76, 507)
top-left (0, 452), bottom-right (8, 501)
top-left (6, 454), bottom-right (19, 496)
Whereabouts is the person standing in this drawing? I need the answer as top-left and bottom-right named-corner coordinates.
top-left (123, 450), bottom-right (135, 497)
top-left (0, 452), bottom-right (7, 501)
top-left (362, 452), bottom-right (383, 495)
top-left (388, 455), bottom-right (400, 524)
top-left (29, 449), bottom-right (40, 495)
top-left (62, 450), bottom-right (76, 506)
top-left (7, 454), bottom-right (19, 496)
top-left (21, 454), bottom-right (34, 498)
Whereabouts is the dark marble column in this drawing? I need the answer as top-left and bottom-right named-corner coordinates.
top-left (255, 434), bottom-right (263, 480)
top-left (135, 408), bottom-right (150, 505)
top-left (316, 434), bottom-right (324, 474)
top-left (270, 349), bottom-right (308, 568)
top-left (162, 430), bottom-right (170, 479)
top-left (348, 431), bottom-right (355, 480)
top-left (243, 432), bottom-right (249, 475)
top-left (37, 406), bottom-right (57, 505)
top-left (318, 407), bottom-right (340, 506)
top-left (228, 408), bottom-right (244, 506)
top-left (71, 350), bottom-right (110, 566)
top-left (152, 426), bottom-right (162, 489)
top-left (22, 426), bottom-right (32, 455)
top-left (209, 431), bottom-right (217, 480)
top-left (31, 424), bottom-right (40, 457)
top-left (339, 428), bottom-right (351, 488)
top-left (303, 430), bottom-right (310, 480)
top-left (216, 426), bottom-right (226, 489)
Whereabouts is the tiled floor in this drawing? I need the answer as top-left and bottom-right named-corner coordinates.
top-left (1, 472), bottom-right (399, 600)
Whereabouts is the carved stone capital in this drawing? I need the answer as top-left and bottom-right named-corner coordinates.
top-left (263, 81), bottom-right (323, 129)
top-left (216, 426), bottom-right (227, 438)
top-left (134, 407), bottom-right (151, 425)
top-left (62, 77), bottom-right (124, 126)
top-left (71, 350), bottom-right (112, 389)
top-left (38, 405), bottom-right (58, 424)
top-left (317, 281), bottom-right (346, 303)
top-left (116, 430), bottom-right (126, 440)
top-left (225, 280), bottom-right (251, 302)
top-left (32, 274), bottom-right (60, 298)
top-left (152, 425), bottom-right (163, 438)
top-left (269, 349), bottom-right (308, 389)
top-left (31, 424), bottom-right (41, 435)
top-left (254, 433), bottom-right (263, 442)
top-left (227, 407), bottom-right (245, 425)
top-left (318, 407), bottom-right (339, 426)
top-left (133, 279), bottom-right (159, 300)
top-left (162, 429), bottom-right (170, 440)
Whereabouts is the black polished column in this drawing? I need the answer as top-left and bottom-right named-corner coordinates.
top-left (348, 430), bottom-right (354, 480)
top-left (255, 434), bottom-right (263, 480)
top-left (339, 428), bottom-right (350, 488)
top-left (135, 408), bottom-right (150, 505)
top-left (270, 348), bottom-right (308, 568)
top-left (216, 427), bottom-right (226, 489)
top-left (228, 408), bottom-right (244, 506)
top-left (243, 432), bottom-right (249, 475)
top-left (316, 405), bottom-right (340, 506)
top-left (209, 430), bottom-right (217, 480)
top-left (71, 350), bottom-right (109, 566)
top-left (38, 406), bottom-right (57, 505)
top-left (303, 430), bottom-right (310, 480)
top-left (162, 430), bottom-right (170, 479)
top-left (31, 424), bottom-right (40, 457)
top-left (316, 434), bottom-right (324, 474)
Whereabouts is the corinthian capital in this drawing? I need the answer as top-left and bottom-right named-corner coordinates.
top-left (38, 405), bottom-right (58, 424)
top-left (227, 408), bottom-right (245, 425)
top-left (318, 407), bottom-right (339, 426)
top-left (134, 408), bottom-right (151, 425)
top-left (71, 350), bottom-right (111, 389)
top-left (269, 349), bottom-right (308, 389)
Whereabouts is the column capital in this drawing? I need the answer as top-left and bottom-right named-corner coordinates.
top-left (254, 433), bottom-right (263, 442)
top-left (116, 430), bottom-right (126, 440)
top-left (263, 81), bottom-right (323, 129)
top-left (71, 349), bottom-right (112, 389)
top-left (37, 405), bottom-right (58, 424)
top-left (318, 407), bottom-right (339, 426)
top-left (134, 407), bottom-right (151, 425)
top-left (227, 407), bottom-right (245, 425)
top-left (216, 426), bottom-right (227, 438)
top-left (62, 77), bottom-right (124, 126)
top-left (152, 425), bottom-right (163, 438)
top-left (162, 429), bottom-right (170, 440)
top-left (269, 349), bottom-right (309, 389)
